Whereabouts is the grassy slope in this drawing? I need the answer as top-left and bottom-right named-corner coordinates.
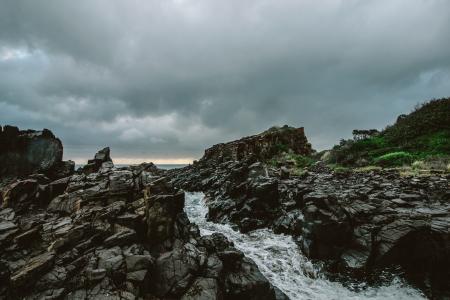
top-left (329, 98), bottom-right (450, 168)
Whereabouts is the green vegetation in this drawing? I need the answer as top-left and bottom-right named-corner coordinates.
top-left (267, 152), bottom-right (316, 177)
top-left (374, 151), bottom-right (414, 167)
top-left (268, 153), bottom-right (315, 168)
top-left (354, 165), bottom-right (382, 172)
top-left (327, 98), bottom-right (450, 169)
top-left (328, 164), bottom-right (351, 174)
top-left (383, 98), bottom-right (450, 144)
top-left (412, 131), bottom-right (450, 154)
top-left (272, 143), bottom-right (290, 153)
top-left (290, 154), bottom-right (315, 168)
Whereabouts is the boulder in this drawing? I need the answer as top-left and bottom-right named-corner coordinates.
top-left (108, 170), bottom-right (135, 198)
top-left (145, 185), bottom-right (185, 245)
top-left (10, 251), bottom-right (56, 289)
top-left (0, 126), bottom-right (72, 179)
top-left (97, 246), bottom-right (124, 273)
top-left (1, 179), bottom-right (39, 212)
top-left (373, 218), bottom-right (449, 294)
top-left (223, 256), bottom-right (276, 300)
top-left (47, 160), bottom-right (75, 179)
top-left (48, 193), bottom-right (82, 215)
top-left (301, 194), bottom-right (352, 259)
top-left (80, 147), bottom-right (113, 175)
top-left (152, 245), bottom-right (201, 297)
top-left (181, 277), bottom-right (220, 300)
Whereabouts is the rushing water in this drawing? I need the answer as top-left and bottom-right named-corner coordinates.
top-left (184, 192), bottom-right (426, 300)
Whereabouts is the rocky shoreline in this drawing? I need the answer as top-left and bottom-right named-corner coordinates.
top-left (169, 127), bottom-right (450, 299)
top-left (0, 126), bottom-right (284, 300)
top-left (0, 125), bottom-right (449, 299)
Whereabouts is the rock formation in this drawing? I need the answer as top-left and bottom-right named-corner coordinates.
top-left (202, 125), bottom-right (312, 163)
top-left (170, 130), bottom-right (450, 299)
top-left (0, 125), bottom-right (74, 180)
top-left (1, 123), bottom-right (449, 299)
top-left (80, 147), bottom-right (113, 175)
top-left (0, 134), bottom-right (282, 299)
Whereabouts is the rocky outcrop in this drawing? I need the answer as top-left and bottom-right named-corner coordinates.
top-left (3, 123), bottom-right (448, 299)
top-left (202, 125), bottom-right (312, 163)
top-left (80, 147), bottom-right (113, 175)
top-left (171, 157), bottom-right (450, 299)
top-left (0, 125), bottom-right (74, 180)
top-left (144, 178), bottom-right (185, 246)
top-left (0, 143), bottom-right (280, 299)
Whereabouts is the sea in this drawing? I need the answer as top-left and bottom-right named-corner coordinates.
top-left (75, 164), bottom-right (188, 170)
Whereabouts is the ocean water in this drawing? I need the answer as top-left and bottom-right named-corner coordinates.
top-left (184, 192), bottom-right (425, 300)
top-left (75, 164), bottom-right (188, 170)
top-left (155, 164), bottom-right (189, 170)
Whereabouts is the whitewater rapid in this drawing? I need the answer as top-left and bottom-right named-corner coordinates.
top-left (184, 192), bottom-right (425, 300)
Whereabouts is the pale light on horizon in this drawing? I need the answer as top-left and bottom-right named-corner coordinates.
top-left (71, 157), bottom-right (194, 165)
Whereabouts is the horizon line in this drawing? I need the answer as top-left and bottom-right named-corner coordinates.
top-left (69, 157), bottom-right (195, 165)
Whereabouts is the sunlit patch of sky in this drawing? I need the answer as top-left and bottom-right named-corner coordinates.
top-left (0, 47), bottom-right (30, 61)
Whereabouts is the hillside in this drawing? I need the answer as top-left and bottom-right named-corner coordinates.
top-left (328, 98), bottom-right (450, 168)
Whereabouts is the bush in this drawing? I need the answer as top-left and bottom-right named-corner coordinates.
top-left (374, 152), bottom-right (414, 167)
top-left (412, 131), bottom-right (450, 154)
top-left (354, 136), bottom-right (387, 149)
top-left (272, 143), bottom-right (289, 153)
top-left (332, 166), bottom-right (351, 174)
top-left (267, 153), bottom-right (315, 169)
top-left (355, 165), bottom-right (382, 172)
top-left (292, 154), bottom-right (314, 168)
top-left (411, 160), bottom-right (426, 170)
top-left (328, 136), bottom-right (391, 166)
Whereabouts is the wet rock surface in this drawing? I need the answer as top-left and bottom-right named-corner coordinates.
top-left (2, 124), bottom-right (449, 299)
top-left (170, 158), bottom-right (450, 299)
top-left (0, 149), bottom-right (280, 300)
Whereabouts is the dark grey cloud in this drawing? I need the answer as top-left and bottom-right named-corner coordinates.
top-left (1, 0), bottom-right (450, 162)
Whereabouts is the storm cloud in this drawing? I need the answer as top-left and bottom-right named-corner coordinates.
top-left (1, 0), bottom-right (450, 163)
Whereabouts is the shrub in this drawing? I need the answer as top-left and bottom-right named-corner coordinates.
top-left (273, 143), bottom-right (289, 153)
top-left (333, 166), bottom-right (351, 174)
top-left (267, 153), bottom-right (315, 170)
top-left (354, 165), bottom-right (382, 172)
top-left (328, 136), bottom-right (391, 166)
top-left (374, 151), bottom-right (414, 167)
top-left (292, 154), bottom-right (314, 168)
top-left (356, 136), bottom-right (387, 149)
top-left (411, 160), bottom-right (426, 170)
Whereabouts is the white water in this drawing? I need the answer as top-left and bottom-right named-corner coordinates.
top-left (184, 192), bottom-right (426, 300)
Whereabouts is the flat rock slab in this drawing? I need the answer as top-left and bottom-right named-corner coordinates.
top-left (11, 251), bottom-right (55, 288)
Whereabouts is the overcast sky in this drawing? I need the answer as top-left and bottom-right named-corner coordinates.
top-left (1, 0), bottom-right (450, 163)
